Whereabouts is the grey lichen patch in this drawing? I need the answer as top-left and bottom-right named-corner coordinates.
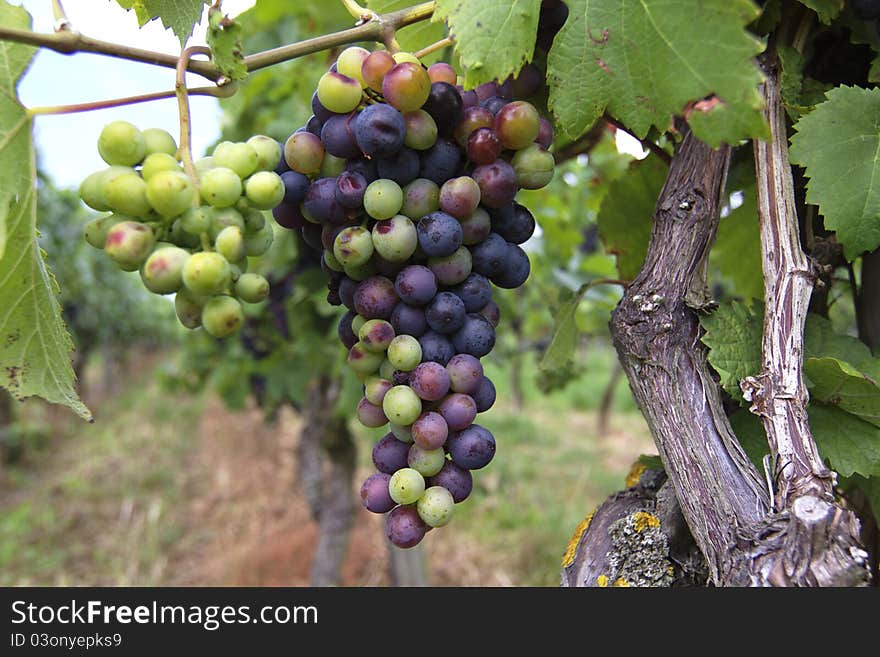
top-left (604, 510), bottom-right (674, 587)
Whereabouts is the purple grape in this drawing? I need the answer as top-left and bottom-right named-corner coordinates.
top-left (391, 302), bottom-right (428, 337)
top-left (472, 375), bottom-right (496, 413)
top-left (459, 207), bottom-right (492, 245)
top-left (339, 276), bottom-right (358, 309)
top-left (409, 361), bottom-right (451, 401)
top-left (354, 103), bottom-right (407, 158)
top-left (469, 232), bottom-right (508, 278)
top-left (446, 424), bottom-right (496, 470)
top-left (395, 265), bottom-right (437, 306)
top-left (272, 202), bottom-right (307, 230)
top-left (480, 96), bottom-right (507, 115)
top-left (478, 299), bottom-right (500, 327)
top-left (422, 82), bottom-right (463, 135)
top-left (418, 330), bottom-right (455, 365)
top-left (311, 91), bottom-right (335, 122)
top-left (301, 223), bottom-right (323, 251)
top-left (474, 82), bottom-right (500, 103)
top-left (281, 170), bottom-right (310, 205)
top-left (490, 202), bottom-right (535, 244)
top-left (377, 147), bottom-right (420, 186)
top-left (452, 313), bottom-right (496, 357)
top-left (536, 117), bottom-right (554, 149)
top-left (338, 310), bottom-right (358, 348)
top-left (492, 243), bottom-right (530, 289)
top-left (412, 411), bottom-right (449, 450)
top-left (472, 160), bottom-right (519, 208)
top-left (345, 157), bottom-right (378, 183)
top-left (459, 88), bottom-right (479, 110)
top-left (306, 114), bottom-right (323, 136)
top-left (360, 473), bottom-right (396, 513)
top-left (427, 461), bottom-right (473, 503)
top-left (372, 432), bottom-right (411, 474)
top-left (417, 211), bottom-right (463, 257)
top-left (386, 505), bottom-right (429, 548)
top-left (392, 370), bottom-right (411, 385)
top-left (467, 127), bottom-right (502, 165)
top-left (304, 177), bottom-right (347, 225)
top-left (354, 276), bottom-right (399, 320)
top-left (419, 138), bottom-right (464, 184)
top-left (446, 353), bottom-right (484, 394)
top-left (425, 291), bottom-right (466, 334)
top-left (357, 397), bottom-right (388, 427)
top-left (321, 113), bottom-right (361, 158)
top-left (335, 170), bottom-right (367, 209)
top-left (452, 273), bottom-right (492, 312)
top-left (510, 63), bottom-right (543, 98)
top-left (321, 224), bottom-right (344, 251)
top-left (439, 393), bottom-right (477, 432)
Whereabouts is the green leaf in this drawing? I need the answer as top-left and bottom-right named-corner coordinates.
top-left (729, 409), bottom-right (769, 469)
top-left (713, 158), bottom-right (763, 300)
top-left (0, 2), bottom-right (90, 421)
top-left (809, 404), bottom-right (880, 477)
top-left (790, 86), bottom-right (880, 258)
top-left (368, 0), bottom-right (448, 65)
top-left (207, 5), bottom-right (247, 82)
top-left (804, 313), bottom-right (873, 368)
top-left (539, 284), bottom-right (587, 374)
top-left (701, 300), bottom-right (763, 402)
top-left (433, 0), bottom-right (540, 88)
top-left (117, 0), bottom-right (208, 47)
top-left (596, 154), bottom-right (667, 281)
top-left (846, 474), bottom-right (880, 520)
top-left (795, 0), bottom-right (843, 24)
top-left (635, 454), bottom-right (664, 471)
top-left (805, 357), bottom-right (880, 428)
top-left (547, 0), bottom-right (768, 147)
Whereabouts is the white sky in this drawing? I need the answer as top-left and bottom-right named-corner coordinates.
top-left (15, 0), bottom-right (254, 189)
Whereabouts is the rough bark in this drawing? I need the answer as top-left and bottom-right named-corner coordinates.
top-left (387, 543), bottom-right (429, 586)
top-left (297, 379), bottom-right (329, 522)
top-left (609, 128), bottom-right (769, 584)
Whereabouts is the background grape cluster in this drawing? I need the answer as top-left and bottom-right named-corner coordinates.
top-left (273, 45), bottom-right (556, 548)
top-left (78, 122), bottom-right (283, 338)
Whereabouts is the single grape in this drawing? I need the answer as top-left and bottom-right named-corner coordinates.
top-left (417, 486), bottom-right (454, 527)
top-left (388, 467), bottom-right (426, 505)
top-left (427, 62), bottom-right (457, 85)
top-left (391, 302), bottom-right (428, 337)
top-left (209, 207), bottom-right (245, 241)
top-left (474, 81), bottom-right (500, 103)
top-left (390, 423), bottom-right (414, 444)
top-left (512, 144), bottom-right (555, 190)
top-left (403, 110), bottom-right (439, 151)
top-left (316, 71), bottom-right (363, 114)
top-left (140, 246), bottom-right (190, 294)
top-left (469, 232), bottom-right (508, 278)
top-left (471, 375), bottom-right (496, 413)
top-left (383, 385), bottom-right (422, 426)
top-left (453, 106), bottom-right (494, 147)
top-left (345, 157), bottom-right (378, 184)
top-left (98, 121), bottom-right (146, 166)
top-left (412, 411), bottom-right (449, 450)
top-left (334, 170), bottom-right (367, 210)
top-left (383, 62), bottom-right (432, 112)
top-left (446, 424), bottom-right (496, 470)
top-left (459, 207), bottom-right (492, 245)
top-left (246, 135), bottom-right (282, 171)
top-left (334, 226), bottom-right (374, 267)
top-left (201, 295), bottom-right (244, 338)
top-left (386, 504), bottom-right (428, 548)
top-left (439, 176), bottom-right (481, 219)
top-left (200, 167), bottom-right (243, 208)
top-left (104, 220), bottom-right (155, 270)
top-left (478, 299), bottom-right (500, 327)
top-left (321, 114), bottom-right (361, 159)
top-left (336, 46), bottom-right (370, 86)
top-left (439, 393), bottom-right (477, 432)
top-left (387, 334), bottom-right (422, 371)
top-left (320, 153), bottom-right (346, 178)
top-left (372, 214), bottom-right (418, 262)
top-left (141, 127), bottom-right (177, 157)
top-left (305, 178), bottom-right (347, 225)
top-left (360, 472), bottom-right (395, 514)
top-left (428, 246), bottom-right (472, 286)
top-left (174, 288), bottom-right (205, 329)
top-left (492, 242), bottom-right (531, 289)
top-left (280, 170), bottom-right (310, 207)
top-left (361, 50), bottom-right (396, 92)
top-left (536, 117), bottom-right (554, 149)
top-left (244, 221), bottom-right (275, 257)
top-left (407, 444), bottom-right (446, 477)
top-left (451, 273), bottom-right (491, 313)
top-left (418, 330), bottom-right (455, 366)
top-left (145, 170), bottom-right (196, 218)
top-left (494, 100), bottom-right (541, 149)
top-left (472, 160), bottom-right (519, 208)
top-left (394, 265), bottom-right (437, 306)
top-left (409, 361), bottom-right (451, 401)
top-left (357, 396), bottom-right (389, 427)
top-left (490, 202), bottom-right (535, 244)
top-left (401, 178), bottom-right (440, 219)
top-left (377, 147), bottom-right (420, 186)
top-left (417, 211), bottom-right (462, 257)
top-left (364, 179), bottom-right (404, 220)
top-left (284, 131), bottom-right (324, 174)
top-left (338, 310), bottom-right (358, 349)
top-left (393, 51), bottom-right (421, 65)
top-left (235, 272), bottom-right (270, 303)
top-left (353, 275), bottom-right (399, 320)
top-left (79, 166), bottom-right (127, 211)
top-left (83, 213), bottom-right (123, 249)
top-left (452, 313), bottom-right (496, 357)
top-left (359, 318), bottom-right (396, 352)
top-left (339, 277), bottom-right (358, 310)
top-left (104, 170), bottom-right (151, 218)
top-left (243, 207), bottom-right (266, 232)
top-left (372, 432), bottom-right (410, 474)
top-left (182, 251), bottom-right (231, 296)
top-left (425, 291), bottom-right (466, 334)
top-left (213, 141), bottom-right (259, 179)
top-left (365, 377), bottom-right (394, 406)
top-left (467, 127), bottom-right (502, 165)
top-left (427, 461), bottom-right (472, 503)
top-left (418, 138), bottom-right (463, 184)
top-left (141, 152), bottom-right (180, 181)
top-left (446, 354), bottom-right (484, 394)
top-left (301, 223), bottom-right (324, 251)
top-left (245, 171), bottom-right (285, 209)
top-left (481, 96), bottom-right (507, 115)
top-left (354, 103), bottom-right (406, 159)
top-left (459, 87), bottom-right (479, 110)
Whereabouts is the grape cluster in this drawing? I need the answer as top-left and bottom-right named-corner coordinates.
top-left (271, 46), bottom-right (555, 548)
top-left (78, 121), bottom-right (284, 338)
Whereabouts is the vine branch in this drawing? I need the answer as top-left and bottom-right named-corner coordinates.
top-left (26, 83), bottom-right (235, 116)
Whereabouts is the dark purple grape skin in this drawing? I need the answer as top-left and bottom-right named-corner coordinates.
top-left (301, 223), bottom-right (323, 251)
top-left (272, 202), bottom-right (307, 230)
top-left (474, 82), bottom-right (500, 103)
top-left (377, 147), bottom-right (420, 186)
top-left (386, 504), bottom-right (429, 548)
top-left (452, 273), bottom-right (492, 312)
top-left (417, 211), bottom-right (463, 257)
top-left (372, 432), bottom-right (411, 474)
top-left (422, 82), bottom-right (463, 135)
top-left (467, 128), bottom-right (502, 165)
top-left (354, 103), bottom-right (407, 158)
top-left (419, 138), bottom-right (464, 185)
top-left (374, 254), bottom-right (407, 279)
top-left (427, 461), bottom-right (473, 503)
top-left (395, 265), bottom-right (437, 306)
top-left (321, 224), bottom-right (344, 251)
top-left (536, 117), bottom-right (554, 149)
top-left (492, 243), bottom-right (531, 289)
top-left (274, 151), bottom-right (290, 175)
top-left (327, 288), bottom-right (342, 306)
top-left (459, 88), bottom-right (478, 110)
top-left (321, 114), bottom-right (361, 158)
top-left (360, 472), bottom-right (396, 514)
top-left (446, 353), bottom-right (484, 394)
top-left (418, 330), bottom-right (455, 365)
top-left (425, 291), bottom-right (466, 334)
top-left (335, 170), bottom-right (367, 209)
top-left (472, 160), bottom-right (519, 208)
top-left (311, 91), bottom-right (336, 122)
top-left (345, 157), bottom-right (378, 183)
top-left (472, 375), bottom-right (496, 413)
top-left (478, 299), bottom-right (500, 327)
top-left (357, 397), bottom-right (388, 427)
top-left (439, 393), bottom-right (477, 431)
top-left (490, 202), bottom-right (536, 244)
top-left (480, 96), bottom-right (507, 115)
top-left (412, 411), bottom-right (449, 450)
top-left (390, 302), bottom-right (428, 337)
top-left (510, 63), bottom-right (543, 98)
top-left (452, 313), bottom-right (496, 357)
top-left (354, 276), bottom-right (399, 320)
top-left (446, 424), bottom-right (496, 470)
top-left (409, 361), bottom-right (451, 401)
top-left (281, 170), bottom-right (310, 206)
top-left (306, 114), bottom-right (323, 136)
top-left (304, 178), bottom-right (347, 225)
top-left (392, 370), bottom-right (411, 385)
top-left (469, 232), bottom-right (508, 278)
top-left (338, 310), bottom-right (358, 348)
top-left (339, 276), bottom-right (358, 310)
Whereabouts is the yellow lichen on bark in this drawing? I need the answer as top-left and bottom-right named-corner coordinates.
top-left (613, 577), bottom-right (630, 587)
top-left (625, 462), bottom-right (647, 488)
top-left (561, 510), bottom-right (595, 567)
top-left (597, 575), bottom-right (609, 587)
top-left (632, 511), bottom-right (660, 532)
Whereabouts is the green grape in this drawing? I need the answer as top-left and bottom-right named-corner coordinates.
top-left (511, 144), bottom-right (555, 190)
top-left (215, 225), bottom-right (246, 262)
top-left (348, 341), bottom-right (385, 375)
top-left (343, 259), bottom-right (377, 281)
top-left (180, 206), bottom-right (213, 235)
top-left (336, 46), bottom-right (370, 87)
top-left (141, 128), bottom-right (178, 157)
top-left (323, 249), bottom-right (343, 272)
top-left (145, 170), bottom-right (197, 218)
top-left (140, 246), bottom-right (190, 294)
top-left (209, 207), bottom-right (245, 241)
top-left (104, 170), bottom-right (152, 218)
top-left (195, 156), bottom-right (215, 175)
top-left (244, 171), bottom-right (285, 210)
top-left (283, 132), bottom-right (324, 175)
top-left (387, 334), bottom-right (421, 371)
top-left (372, 214), bottom-right (417, 262)
top-left (79, 166), bottom-right (129, 211)
top-left (351, 314), bottom-right (367, 335)
top-left (401, 178), bottom-right (440, 220)
top-left (392, 51), bottom-right (421, 65)
top-left (378, 358), bottom-right (395, 381)
top-left (364, 179), bottom-right (403, 220)
top-left (169, 218), bottom-right (200, 249)
top-left (104, 220), bottom-right (155, 270)
top-left (82, 213), bottom-right (124, 249)
top-left (388, 467), bottom-right (425, 505)
top-left (407, 444), bottom-right (445, 477)
top-left (212, 141), bottom-right (259, 179)
top-left (182, 251), bottom-right (231, 296)
top-left (200, 167), bottom-right (243, 208)
top-left (390, 423), bottom-right (414, 444)
top-left (359, 319), bottom-right (395, 353)
top-left (98, 120), bottom-right (146, 166)
top-left (403, 110), bottom-right (438, 151)
top-left (383, 385), bottom-right (422, 426)
top-left (141, 152), bottom-right (180, 181)
top-left (416, 486), bottom-right (454, 527)
top-left (316, 71), bottom-right (363, 114)
top-left (242, 207), bottom-right (266, 232)
top-left (235, 272), bottom-right (270, 303)
top-left (244, 222), bottom-right (275, 257)
top-left (334, 226), bottom-right (374, 267)
top-left (201, 295), bottom-right (244, 338)
top-left (320, 153), bottom-right (346, 178)
top-left (246, 135), bottom-right (281, 171)
top-left (382, 62), bottom-right (431, 112)
top-left (174, 288), bottom-right (205, 329)
top-left (364, 377), bottom-right (393, 406)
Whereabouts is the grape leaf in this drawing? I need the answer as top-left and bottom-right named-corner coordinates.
top-left (809, 404), bottom-right (880, 477)
top-left (700, 300), bottom-right (763, 402)
top-left (432, 0), bottom-right (540, 88)
top-left (0, 2), bottom-right (91, 421)
top-left (804, 314), bottom-right (873, 369)
top-left (805, 357), bottom-right (880, 428)
top-left (596, 154), bottom-right (667, 281)
top-left (539, 284), bottom-right (587, 373)
top-left (207, 5), bottom-right (246, 82)
top-left (116, 0), bottom-right (208, 47)
top-left (789, 86), bottom-right (880, 258)
top-left (368, 0), bottom-right (448, 65)
top-left (547, 0), bottom-right (769, 147)
top-left (846, 474), bottom-right (880, 520)
top-left (796, 0), bottom-right (843, 24)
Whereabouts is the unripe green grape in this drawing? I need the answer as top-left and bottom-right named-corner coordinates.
top-left (79, 166), bottom-right (129, 211)
top-left (146, 169), bottom-right (197, 218)
top-left (407, 444), bottom-right (445, 477)
top-left (494, 100), bottom-right (541, 150)
top-left (244, 222), bottom-right (275, 257)
top-left (323, 249), bottom-right (343, 272)
top-left (511, 144), bottom-right (555, 189)
top-left (201, 295), bottom-right (244, 338)
top-left (104, 170), bottom-right (152, 218)
top-left (351, 314), bottom-right (367, 335)
top-left (401, 178), bottom-right (440, 220)
top-left (390, 423), bottom-right (414, 444)
top-left (215, 225), bottom-right (245, 262)
top-left (212, 141), bottom-right (259, 179)
top-left (316, 71), bottom-right (363, 114)
top-left (383, 385), bottom-right (422, 426)
top-left (83, 213), bottom-right (124, 249)
top-left (141, 152), bottom-right (181, 181)
top-left (336, 46), bottom-right (370, 87)
top-left (174, 288), bottom-right (205, 329)
top-left (104, 220), bottom-right (155, 270)
top-left (428, 246), bottom-right (472, 286)
top-left (246, 135), bottom-right (282, 171)
top-left (200, 167), bottom-right (243, 208)
top-left (140, 246), bottom-right (190, 294)
top-left (379, 358), bottom-right (395, 381)
top-left (98, 120), bottom-right (146, 166)
top-left (372, 214), bottom-right (417, 262)
top-left (180, 206), bottom-right (213, 235)
top-left (320, 153), bottom-right (346, 178)
top-left (364, 179), bottom-right (403, 220)
top-left (242, 207), bottom-right (265, 232)
top-left (417, 485), bottom-right (454, 527)
top-left (235, 272), bottom-right (270, 303)
top-left (403, 110), bottom-right (438, 151)
top-left (244, 170), bottom-right (285, 210)
top-left (387, 334), bottom-right (422, 371)
top-left (348, 341), bottom-right (385, 375)
top-left (364, 377), bottom-right (393, 406)
top-left (388, 467), bottom-right (425, 505)
top-left (392, 51), bottom-right (421, 65)
top-left (231, 256), bottom-right (248, 277)
top-left (343, 259), bottom-right (377, 281)
top-left (209, 207), bottom-right (245, 241)
top-left (182, 251), bottom-right (231, 296)
top-left (195, 156), bottom-right (215, 175)
top-left (283, 132), bottom-right (324, 175)
top-left (141, 128), bottom-right (178, 157)
top-left (334, 226), bottom-right (374, 267)
top-left (169, 218), bottom-right (200, 248)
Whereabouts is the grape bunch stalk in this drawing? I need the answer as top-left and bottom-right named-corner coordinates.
top-left (271, 44), bottom-right (555, 548)
top-left (78, 121), bottom-right (286, 338)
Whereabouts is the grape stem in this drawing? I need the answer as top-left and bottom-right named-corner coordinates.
top-left (26, 83), bottom-right (236, 116)
top-left (340, 0), bottom-right (377, 24)
top-left (175, 46), bottom-right (211, 193)
top-left (414, 36), bottom-right (453, 60)
top-left (51, 0), bottom-right (70, 32)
